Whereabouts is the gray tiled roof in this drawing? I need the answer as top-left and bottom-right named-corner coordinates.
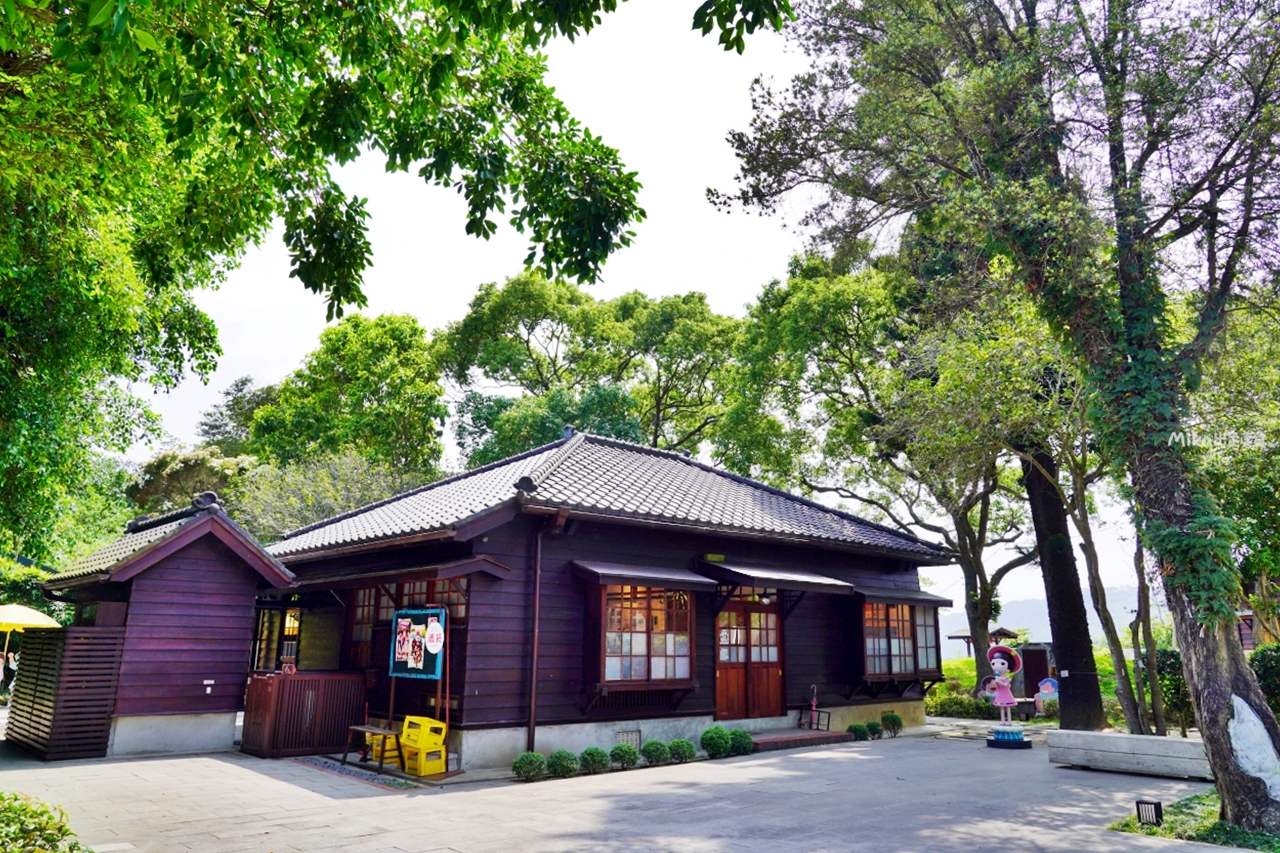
top-left (269, 434), bottom-right (947, 562)
top-left (46, 518), bottom-right (195, 584)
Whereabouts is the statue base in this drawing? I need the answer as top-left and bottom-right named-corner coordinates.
top-left (987, 724), bottom-right (1033, 750)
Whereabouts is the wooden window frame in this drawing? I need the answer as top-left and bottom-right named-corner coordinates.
top-left (596, 585), bottom-right (697, 690)
top-left (863, 602), bottom-right (943, 680)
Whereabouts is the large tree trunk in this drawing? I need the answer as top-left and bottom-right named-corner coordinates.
top-left (1134, 442), bottom-right (1280, 829)
top-left (1020, 450), bottom-right (1107, 730)
top-left (963, 574), bottom-right (995, 685)
top-left (1078, 527), bottom-right (1145, 732)
top-left (1168, 584), bottom-right (1280, 828)
top-left (1135, 542), bottom-right (1168, 736)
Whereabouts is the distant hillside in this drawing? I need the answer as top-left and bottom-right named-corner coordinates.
top-left (938, 586), bottom-right (1154, 659)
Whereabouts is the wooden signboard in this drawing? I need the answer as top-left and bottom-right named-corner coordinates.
top-left (389, 607), bottom-right (446, 680)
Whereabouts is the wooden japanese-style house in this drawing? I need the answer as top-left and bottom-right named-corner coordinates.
top-left (7, 494), bottom-right (293, 760)
top-left (252, 429), bottom-right (952, 770)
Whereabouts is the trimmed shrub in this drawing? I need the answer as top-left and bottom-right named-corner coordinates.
top-left (611, 742), bottom-right (640, 770)
top-left (512, 751), bottom-right (546, 782)
top-left (866, 721), bottom-right (883, 740)
top-left (1157, 648), bottom-right (1193, 735)
top-left (700, 725), bottom-right (732, 759)
top-left (846, 723), bottom-right (869, 741)
top-left (880, 712), bottom-right (904, 738)
top-left (669, 738), bottom-right (697, 763)
top-left (580, 746), bottom-right (611, 775)
top-left (728, 728), bottom-right (754, 756)
top-left (547, 749), bottom-right (580, 779)
top-left (640, 739), bottom-right (670, 766)
top-left (1253, 644), bottom-right (1280, 713)
top-left (0, 793), bottom-right (86, 852)
top-left (1041, 698), bottom-right (1059, 719)
top-left (924, 693), bottom-right (1001, 720)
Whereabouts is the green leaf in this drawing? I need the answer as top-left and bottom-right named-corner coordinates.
top-left (3, 0), bottom-right (15, 24)
top-left (51, 40), bottom-right (72, 59)
top-left (87, 0), bottom-right (114, 28)
top-left (66, 59), bottom-right (93, 74)
top-left (132, 29), bottom-right (159, 51)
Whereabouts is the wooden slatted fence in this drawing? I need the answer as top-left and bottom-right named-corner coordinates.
top-left (241, 671), bottom-right (366, 758)
top-left (5, 627), bottom-right (125, 760)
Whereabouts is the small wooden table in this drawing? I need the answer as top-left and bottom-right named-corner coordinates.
top-left (342, 725), bottom-right (404, 775)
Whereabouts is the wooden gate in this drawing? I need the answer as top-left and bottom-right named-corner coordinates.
top-left (5, 627), bottom-right (125, 760)
top-left (240, 671), bottom-right (366, 758)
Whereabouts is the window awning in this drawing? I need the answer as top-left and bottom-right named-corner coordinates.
top-left (572, 561), bottom-right (717, 591)
top-left (859, 586), bottom-right (953, 608)
top-left (290, 555), bottom-right (514, 592)
top-left (695, 562), bottom-right (858, 595)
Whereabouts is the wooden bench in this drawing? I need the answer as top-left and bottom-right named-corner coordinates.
top-left (1046, 729), bottom-right (1212, 780)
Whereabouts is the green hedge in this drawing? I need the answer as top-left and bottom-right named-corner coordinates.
top-left (512, 751), bottom-right (546, 782)
top-left (847, 723), bottom-right (869, 741)
top-left (640, 739), bottom-right (670, 766)
top-left (0, 792), bottom-right (87, 852)
top-left (924, 693), bottom-right (1001, 720)
top-left (728, 729), bottom-right (753, 756)
top-left (546, 749), bottom-right (579, 779)
top-left (610, 743), bottom-right (640, 770)
top-left (700, 725), bottom-right (732, 759)
top-left (580, 746), bottom-right (610, 775)
top-left (668, 739), bottom-right (697, 763)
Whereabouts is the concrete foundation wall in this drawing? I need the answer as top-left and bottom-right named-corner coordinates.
top-left (456, 706), bottom-right (928, 770)
top-left (108, 712), bottom-right (237, 756)
top-left (824, 699), bottom-right (925, 731)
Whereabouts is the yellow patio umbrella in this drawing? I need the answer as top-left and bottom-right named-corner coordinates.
top-left (0, 603), bottom-right (60, 661)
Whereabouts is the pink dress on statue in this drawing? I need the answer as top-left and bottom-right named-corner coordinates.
top-left (991, 675), bottom-right (1016, 708)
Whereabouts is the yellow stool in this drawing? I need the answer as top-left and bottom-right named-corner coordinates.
top-left (400, 716), bottom-right (447, 777)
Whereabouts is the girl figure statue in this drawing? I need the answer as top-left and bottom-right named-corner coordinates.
top-left (987, 645), bottom-right (1022, 725)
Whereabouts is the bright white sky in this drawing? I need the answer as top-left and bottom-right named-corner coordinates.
top-left (134, 0), bottom-right (1141, 603)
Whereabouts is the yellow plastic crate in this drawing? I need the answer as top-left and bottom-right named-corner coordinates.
top-left (400, 716), bottom-right (447, 777)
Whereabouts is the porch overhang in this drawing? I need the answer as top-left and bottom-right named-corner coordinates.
top-left (572, 561), bottom-right (717, 592)
top-left (857, 586), bottom-right (953, 608)
top-left (287, 555), bottom-right (515, 592)
top-left (694, 562), bottom-right (857, 595)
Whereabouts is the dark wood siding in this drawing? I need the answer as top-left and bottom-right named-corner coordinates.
top-left (114, 536), bottom-right (260, 716)
top-left (274, 514), bottom-right (933, 729)
top-left (464, 516), bottom-right (923, 727)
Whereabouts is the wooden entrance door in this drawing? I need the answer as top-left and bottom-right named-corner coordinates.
top-left (716, 604), bottom-right (783, 719)
top-left (747, 609), bottom-right (783, 717)
top-left (715, 610), bottom-right (747, 719)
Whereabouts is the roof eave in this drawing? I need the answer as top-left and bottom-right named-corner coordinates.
top-left (519, 503), bottom-right (953, 566)
top-left (274, 528), bottom-right (455, 564)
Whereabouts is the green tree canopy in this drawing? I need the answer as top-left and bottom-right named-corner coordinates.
top-left (196, 377), bottom-right (279, 456)
top-left (250, 314), bottom-right (447, 474)
top-left (226, 449), bottom-right (431, 542)
top-left (718, 255), bottom-right (1037, 679)
top-left (455, 384), bottom-right (644, 467)
top-left (440, 273), bottom-right (739, 465)
top-left (126, 446), bottom-right (257, 513)
top-left (721, 0), bottom-right (1280, 823)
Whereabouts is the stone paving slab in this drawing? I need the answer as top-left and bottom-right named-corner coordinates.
top-left (0, 735), bottom-right (1227, 852)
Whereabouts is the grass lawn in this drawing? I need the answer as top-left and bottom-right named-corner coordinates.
top-left (1111, 791), bottom-right (1280, 851)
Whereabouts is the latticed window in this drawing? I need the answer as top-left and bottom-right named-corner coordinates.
top-left (401, 579), bottom-right (469, 623)
top-left (605, 586), bottom-right (692, 682)
top-left (864, 603), bottom-right (890, 675)
top-left (915, 607), bottom-right (939, 671)
top-left (353, 588), bottom-right (376, 642)
top-left (888, 604), bottom-right (914, 674)
top-left (377, 584), bottom-right (398, 621)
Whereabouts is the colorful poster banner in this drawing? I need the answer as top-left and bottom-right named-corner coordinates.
top-left (388, 607), bottom-right (446, 679)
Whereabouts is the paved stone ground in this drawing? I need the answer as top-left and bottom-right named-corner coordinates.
top-left (0, 734), bottom-right (1221, 853)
